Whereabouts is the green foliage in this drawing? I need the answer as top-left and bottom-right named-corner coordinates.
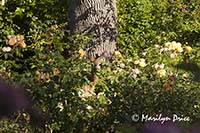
top-left (117, 0), bottom-right (200, 56)
top-left (0, 0), bottom-right (200, 132)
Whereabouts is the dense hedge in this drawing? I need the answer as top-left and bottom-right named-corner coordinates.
top-left (117, 0), bottom-right (200, 56)
top-left (0, 0), bottom-right (200, 132)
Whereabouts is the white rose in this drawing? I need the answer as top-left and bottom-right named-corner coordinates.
top-left (2, 46), bottom-right (11, 52)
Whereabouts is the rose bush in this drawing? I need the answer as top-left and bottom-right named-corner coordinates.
top-left (0, 0), bottom-right (200, 132)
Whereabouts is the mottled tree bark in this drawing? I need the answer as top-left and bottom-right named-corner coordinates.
top-left (68, 0), bottom-right (118, 61)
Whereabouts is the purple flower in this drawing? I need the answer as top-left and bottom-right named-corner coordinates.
top-left (0, 80), bottom-right (28, 118)
top-left (189, 124), bottom-right (200, 133)
top-left (144, 122), bottom-right (183, 133)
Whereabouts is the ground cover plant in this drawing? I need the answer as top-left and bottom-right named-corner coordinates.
top-left (0, 0), bottom-right (200, 132)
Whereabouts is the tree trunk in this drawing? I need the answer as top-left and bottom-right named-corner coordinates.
top-left (68, 0), bottom-right (118, 61)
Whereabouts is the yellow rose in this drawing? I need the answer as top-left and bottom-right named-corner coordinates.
top-left (172, 42), bottom-right (183, 52)
top-left (184, 46), bottom-right (192, 52)
top-left (164, 42), bottom-right (171, 48)
top-left (157, 69), bottom-right (166, 77)
top-left (134, 59), bottom-right (147, 67)
top-left (176, 46), bottom-right (183, 52)
top-left (134, 60), bottom-right (140, 65)
top-left (170, 53), bottom-right (177, 58)
top-left (79, 49), bottom-right (85, 58)
top-left (139, 61), bottom-right (147, 67)
top-left (164, 41), bottom-right (184, 52)
top-left (114, 51), bottom-right (122, 58)
top-left (153, 63), bottom-right (165, 70)
top-left (140, 58), bottom-right (145, 62)
top-left (174, 42), bottom-right (182, 47)
top-left (170, 41), bottom-right (177, 50)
